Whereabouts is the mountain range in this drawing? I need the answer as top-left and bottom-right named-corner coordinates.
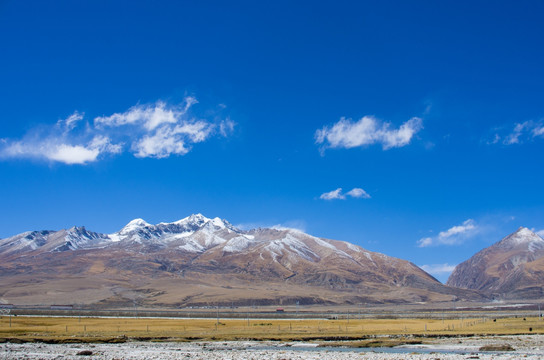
top-left (0, 215), bottom-right (542, 308)
top-left (0, 214), bottom-right (483, 308)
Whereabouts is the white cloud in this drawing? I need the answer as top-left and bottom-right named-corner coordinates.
top-left (346, 188), bottom-right (371, 199)
top-left (219, 118), bottom-right (235, 137)
top-left (0, 97), bottom-right (232, 165)
top-left (419, 263), bottom-right (457, 281)
top-left (95, 97), bottom-right (226, 159)
top-left (420, 263), bottom-right (457, 275)
top-left (0, 110), bottom-right (121, 166)
top-left (95, 97), bottom-right (197, 131)
top-left (417, 237), bottom-right (433, 247)
top-left (320, 187), bottom-right (371, 200)
top-left (1, 137), bottom-right (120, 165)
top-left (491, 120), bottom-right (544, 145)
top-left (320, 188), bottom-right (345, 200)
top-left (417, 219), bottom-right (478, 247)
top-left (46, 136), bottom-right (121, 165)
top-left (489, 133), bottom-right (501, 144)
top-left (315, 115), bottom-right (422, 152)
top-left (504, 122), bottom-right (526, 145)
top-left (235, 220), bottom-right (307, 233)
top-left (88, 135), bottom-right (123, 154)
top-left (534, 126), bottom-right (544, 137)
top-left (47, 144), bottom-right (99, 164)
top-left (174, 121), bottom-right (214, 142)
top-left (272, 220), bottom-right (307, 233)
top-left (59, 111), bottom-right (84, 131)
top-left (536, 229), bottom-right (544, 238)
top-left (438, 219), bottom-right (476, 240)
top-left (132, 120), bottom-right (214, 158)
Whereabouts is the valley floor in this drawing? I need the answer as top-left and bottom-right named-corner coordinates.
top-left (1, 335), bottom-right (544, 360)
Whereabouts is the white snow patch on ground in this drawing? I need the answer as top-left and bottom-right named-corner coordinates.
top-left (528, 240), bottom-right (544, 253)
top-left (346, 242), bottom-right (362, 252)
top-left (211, 217), bottom-right (226, 228)
top-left (314, 238), bottom-right (338, 250)
top-left (264, 241), bottom-right (285, 262)
top-left (281, 234), bottom-right (319, 261)
top-left (172, 231), bottom-right (195, 239)
top-left (314, 238), bottom-right (353, 259)
top-left (223, 236), bottom-right (256, 252)
top-left (108, 233), bottom-right (121, 242)
top-left (178, 241), bottom-right (204, 252)
top-left (17, 237), bottom-right (39, 251)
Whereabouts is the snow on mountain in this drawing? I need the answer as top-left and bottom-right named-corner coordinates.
top-left (0, 230), bottom-right (53, 255)
top-left (171, 213), bottom-right (209, 227)
top-left (497, 227), bottom-right (544, 250)
top-left (0, 214), bottom-right (370, 263)
top-left (120, 218), bottom-right (151, 234)
top-left (345, 242), bottom-right (362, 252)
top-left (106, 214), bottom-right (243, 252)
top-left (52, 226), bottom-right (111, 251)
top-left (168, 213), bottom-right (235, 232)
top-left (222, 235), bottom-right (258, 253)
top-left (264, 233), bottom-right (318, 262)
top-left (0, 214), bottom-right (487, 307)
top-left (0, 226), bottom-right (111, 256)
top-left (447, 227), bottom-right (544, 298)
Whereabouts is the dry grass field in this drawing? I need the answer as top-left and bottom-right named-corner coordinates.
top-left (1, 315), bottom-right (543, 343)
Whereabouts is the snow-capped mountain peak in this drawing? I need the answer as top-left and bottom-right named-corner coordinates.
top-left (55, 226), bottom-right (111, 251)
top-left (173, 214), bottom-right (238, 232)
top-left (173, 213), bottom-right (210, 226)
top-left (105, 214), bottom-right (242, 248)
top-left (120, 218), bottom-right (151, 233)
top-left (498, 227), bottom-right (544, 250)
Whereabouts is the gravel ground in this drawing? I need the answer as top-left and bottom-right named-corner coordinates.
top-left (1, 335), bottom-right (543, 359)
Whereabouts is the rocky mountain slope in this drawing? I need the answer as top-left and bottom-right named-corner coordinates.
top-left (0, 214), bottom-right (482, 308)
top-left (447, 227), bottom-right (544, 299)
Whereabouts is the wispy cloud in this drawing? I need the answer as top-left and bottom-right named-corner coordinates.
top-left (315, 115), bottom-right (422, 153)
top-left (235, 220), bottom-right (307, 233)
top-left (489, 120), bottom-right (544, 145)
top-left (320, 187), bottom-right (371, 200)
top-left (417, 219), bottom-right (478, 247)
top-left (320, 188), bottom-right (345, 200)
top-left (0, 97), bottom-right (234, 165)
top-left (61, 111), bottom-right (84, 131)
top-left (131, 119), bottom-right (214, 158)
top-left (536, 229), bottom-right (544, 238)
top-left (219, 118), bottom-right (235, 137)
top-left (419, 263), bottom-right (457, 279)
top-left (94, 97), bottom-right (197, 131)
top-left (0, 113), bottom-right (122, 165)
top-left (271, 220), bottom-right (307, 233)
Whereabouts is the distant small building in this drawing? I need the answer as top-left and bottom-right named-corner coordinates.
top-left (0, 304), bottom-right (14, 309)
top-left (50, 305), bottom-right (73, 310)
top-left (276, 308), bottom-right (284, 312)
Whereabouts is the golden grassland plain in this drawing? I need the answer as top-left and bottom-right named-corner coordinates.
top-left (1, 315), bottom-right (543, 344)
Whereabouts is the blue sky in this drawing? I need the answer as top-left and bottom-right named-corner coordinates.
top-left (1, 1), bottom-right (543, 282)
